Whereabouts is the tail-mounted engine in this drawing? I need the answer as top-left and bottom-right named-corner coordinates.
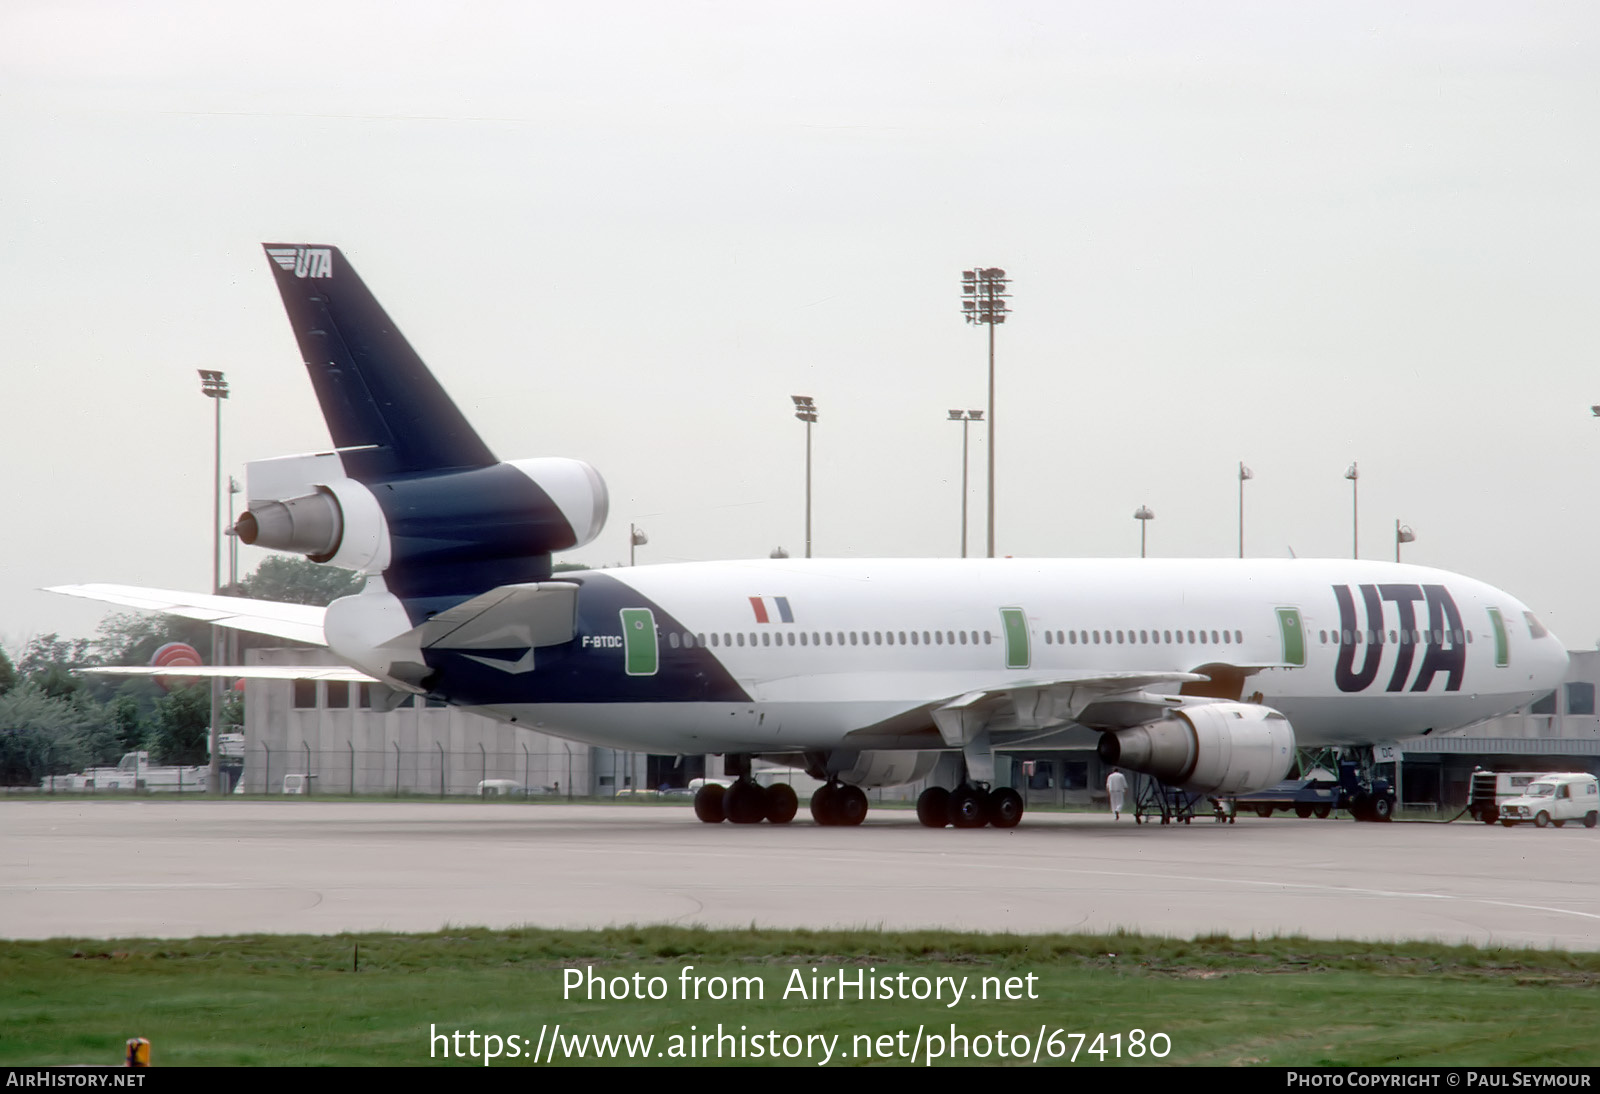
top-left (1095, 702), bottom-right (1294, 795)
top-left (236, 450), bottom-right (607, 599)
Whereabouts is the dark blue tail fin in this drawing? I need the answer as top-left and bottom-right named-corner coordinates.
top-left (262, 244), bottom-right (496, 481)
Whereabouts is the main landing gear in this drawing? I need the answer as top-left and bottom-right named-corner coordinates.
top-left (915, 784), bottom-right (1024, 829)
top-left (693, 780), bottom-right (799, 825)
top-left (810, 781), bottom-right (869, 826)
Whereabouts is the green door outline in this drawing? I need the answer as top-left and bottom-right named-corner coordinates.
top-left (1276, 607), bottom-right (1305, 667)
top-left (1487, 608), bottom-right (1509, 668)
top-left (620, 608), bottom-right (658, 676)
top-left (999, 607), bottom-right (1030, 669)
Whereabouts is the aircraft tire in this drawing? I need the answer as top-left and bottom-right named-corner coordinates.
top-left (835, 785), bottom-right (869, 826)
top-left (694, 783), bottom-right (726, 824)
top-left (949, 785), bottom-right (987, 829)
top-left (1535, 811), bottom-right (1552, 828)
top-left (810, 784), bottom-right (839, 826)
top-left (765, 783), bottom-right (798, 824)
top-left (724, 781), bottom-right (766, 824)
top-left (916, 787), bottom-right (951, 828)
top-left (986, 787), bottom-right (1024, 829)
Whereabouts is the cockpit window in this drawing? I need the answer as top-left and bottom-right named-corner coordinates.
top-left (1524, 612), bottom-right (1549, 639)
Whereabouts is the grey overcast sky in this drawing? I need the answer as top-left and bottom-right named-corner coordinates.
top-left (4, 1), bottom-right (1599, 656)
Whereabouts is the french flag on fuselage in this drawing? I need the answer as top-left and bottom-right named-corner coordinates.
top-left (749, 595), bottom-right (794, 624)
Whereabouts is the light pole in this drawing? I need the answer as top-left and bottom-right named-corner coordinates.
top-left (1238, 463), bottom-right (1253, 558)
top-left (791, 396), bottom-right (817, 558)
top-left (1395, 521), bottom-right (1415, 563)
top-left (961, 267), bottom-right (1011, 558)
top-left (1134, 505), bottom-right (1154, 558)
top-left (1345, 462), bottom-right (1359, 559)
top-left (199, 369), bottom-right (229, 795)
top-left (948, 409), bottom-right (983, 558)
top-left (629, 524), bottom-right (648, 566)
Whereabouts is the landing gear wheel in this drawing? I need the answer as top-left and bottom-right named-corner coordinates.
top-left (835, 785), bottom-right (868, 826)
top-left (724, 780), bottom-right (767, 824)
top-left (917, 787), bottom-right (951, 828)
top-left (693, 783), bottom-right (726, 824)
top-left (810, 784), bottom-right (839, 826)
top-left (986, 788), bottom-right (1024, 829)
top-left (1535, 811), bottom-right (1552, 828)
top-left (1314, 805), bottom-right (1331, 819)
top-left (949, 785), bottom-right (987, 828)
top-left (765, 783), bottom-right (798, 824)
top-left (1295, 804), bottom-right (1313, 819)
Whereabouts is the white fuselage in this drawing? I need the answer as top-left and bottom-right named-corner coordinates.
top-left (461, 557), bottom-right (1568, 756)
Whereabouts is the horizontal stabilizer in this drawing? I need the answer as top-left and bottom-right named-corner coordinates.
top-left (46, 584), bottom-right (327, 646)
top-left (413, 581), bottom-right (579, 650)
top-left (84, 664), bottom-right (376, 682)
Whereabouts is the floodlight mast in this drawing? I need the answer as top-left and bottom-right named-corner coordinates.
top-left (948, 409), bottom-right (983, 558)
top-left (961, 267), bottom-right (1011, 558)
top-left (791, 396), bottom-right (817, 558)
top-left (198, 369), bottom-right (229, 795)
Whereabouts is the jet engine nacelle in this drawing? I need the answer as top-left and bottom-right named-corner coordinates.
top-left (237, 456), bottom-right (608, 576)
top-left (1095, 702), bottom-right (1295, 796)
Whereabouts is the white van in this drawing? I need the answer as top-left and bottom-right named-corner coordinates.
top-left (1497, 773), bottom-right (1599, 829)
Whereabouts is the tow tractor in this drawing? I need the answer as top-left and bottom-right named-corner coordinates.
top-left (1229, 759), bottom-right (1396, 821)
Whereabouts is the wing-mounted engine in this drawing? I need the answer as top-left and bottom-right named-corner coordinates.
top-left (1095, 702), bottom-right (1295, 795)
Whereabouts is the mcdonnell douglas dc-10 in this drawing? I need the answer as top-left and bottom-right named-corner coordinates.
top-left (52, 244), bottom-right (1569, 829)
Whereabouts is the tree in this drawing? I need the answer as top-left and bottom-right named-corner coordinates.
top-left (146, 684), bottom-right (210, 766)
top-left (232, 556), bottom-right (364, 607)
top-left (0, 648), bottom-right (16, 696)
top-left (0, 682), bottom-right (107, 786)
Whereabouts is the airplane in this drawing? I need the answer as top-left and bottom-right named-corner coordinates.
top-left (51, 243), bottom-right (1571, 829)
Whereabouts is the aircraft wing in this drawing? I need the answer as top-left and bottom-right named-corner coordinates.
top-left (46, 584), bottom-right (328, 646)
top-left (82, 664), bottom-right (375, 682)
top-left (930, 669), bottom-right (1210, 748)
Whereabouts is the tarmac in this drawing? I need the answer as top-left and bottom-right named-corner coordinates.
top-left (3, 799), bottom-right (1598, 947)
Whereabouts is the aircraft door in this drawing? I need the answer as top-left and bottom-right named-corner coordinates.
top-left (1276, 607), bottom-right (1305, 667)
top-left (620, 608), bottom-right (658, 676)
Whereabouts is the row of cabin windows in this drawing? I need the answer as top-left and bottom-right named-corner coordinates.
top-left (1318, 628), bottom-right (1473, 646)
top-left (1043, 628), bottom-right (1243, 646)
top-left (667, 630), bottom-right (994, 650)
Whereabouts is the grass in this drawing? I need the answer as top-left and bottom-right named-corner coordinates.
top-left (4, 927), bottom-right (1599, 1066)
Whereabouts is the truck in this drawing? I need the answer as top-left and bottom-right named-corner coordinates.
top-left (40, 751), bottom-right (209, 793)
top-left (1495, 773), bottom-right (1600, 829)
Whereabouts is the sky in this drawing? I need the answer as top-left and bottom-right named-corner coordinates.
top-left (4, 1), bottom-right (1599, 657)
